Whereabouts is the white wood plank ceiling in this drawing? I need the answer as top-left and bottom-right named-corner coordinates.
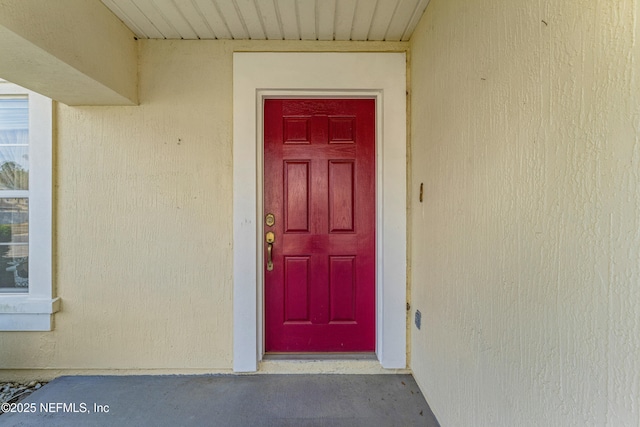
top-left (101, 0), bottom-right (430, 41)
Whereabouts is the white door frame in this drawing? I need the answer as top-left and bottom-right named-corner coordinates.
top-left (233, 52), bottom-right (406, 372)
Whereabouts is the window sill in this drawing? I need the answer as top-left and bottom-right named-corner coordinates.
top-left (0, 296), bottom-right (61, 331)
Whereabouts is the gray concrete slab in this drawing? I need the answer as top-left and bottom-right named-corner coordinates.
top-left (0, 374), bottom-right (439, 427)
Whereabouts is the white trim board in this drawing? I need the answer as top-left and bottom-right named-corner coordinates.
top-left (233, 52), bottom-right (407, 372)
top-left (0, 82), bottom-right (58, 331)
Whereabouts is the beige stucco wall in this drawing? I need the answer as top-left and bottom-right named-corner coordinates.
top-left (410, 0), bottom-right (640, 426)
top-left (0, 40), bottom-right (406, 379)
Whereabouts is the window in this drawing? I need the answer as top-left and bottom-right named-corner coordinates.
top-left (0, 81), bottom-right (58, 331)
top-left (0, 96), bottom-right (30, 292)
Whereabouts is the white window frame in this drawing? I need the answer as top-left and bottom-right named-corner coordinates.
top-left (0, 81), bottom-right (58, 331)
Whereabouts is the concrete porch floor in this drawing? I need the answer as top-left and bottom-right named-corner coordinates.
top-left (0, 374), bottom-right (439, 426)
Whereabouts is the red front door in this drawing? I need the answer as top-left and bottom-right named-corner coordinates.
top-left (264, 99), bottom-right (375, 352)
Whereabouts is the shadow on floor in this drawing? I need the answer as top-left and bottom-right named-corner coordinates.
top-left (0, 374), bottom-right (439, 427)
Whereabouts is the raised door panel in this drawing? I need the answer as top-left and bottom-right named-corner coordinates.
top-left (328, 160), bottom-right (355, 233)
top-left (284, 161), bottom-right (310, 233)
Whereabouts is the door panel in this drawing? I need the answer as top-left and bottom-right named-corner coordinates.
top-left (264, 99), bottom-right (375, 352)
top-left (284, 161), bottom-right (310, 232)
top-left (329, 256), bottom-right (356, 322)
top-left (328, 160), bottom-right (355, 232)
top-left (284, 256), bottom-right (311, 322)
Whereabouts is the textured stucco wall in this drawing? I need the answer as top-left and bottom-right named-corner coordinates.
top-left (410, 0), bottom-right (640, 426)
top-left (0, 39), bottom-right (406, 379)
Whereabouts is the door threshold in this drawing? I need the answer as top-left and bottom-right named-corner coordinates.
top-left (257, 353), bottom-right (409, 374)
top-left (263, 353), bottom-right (377, 361)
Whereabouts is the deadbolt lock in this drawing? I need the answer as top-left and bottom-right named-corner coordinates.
top-left (265, 213), bottom-right (275, 227)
